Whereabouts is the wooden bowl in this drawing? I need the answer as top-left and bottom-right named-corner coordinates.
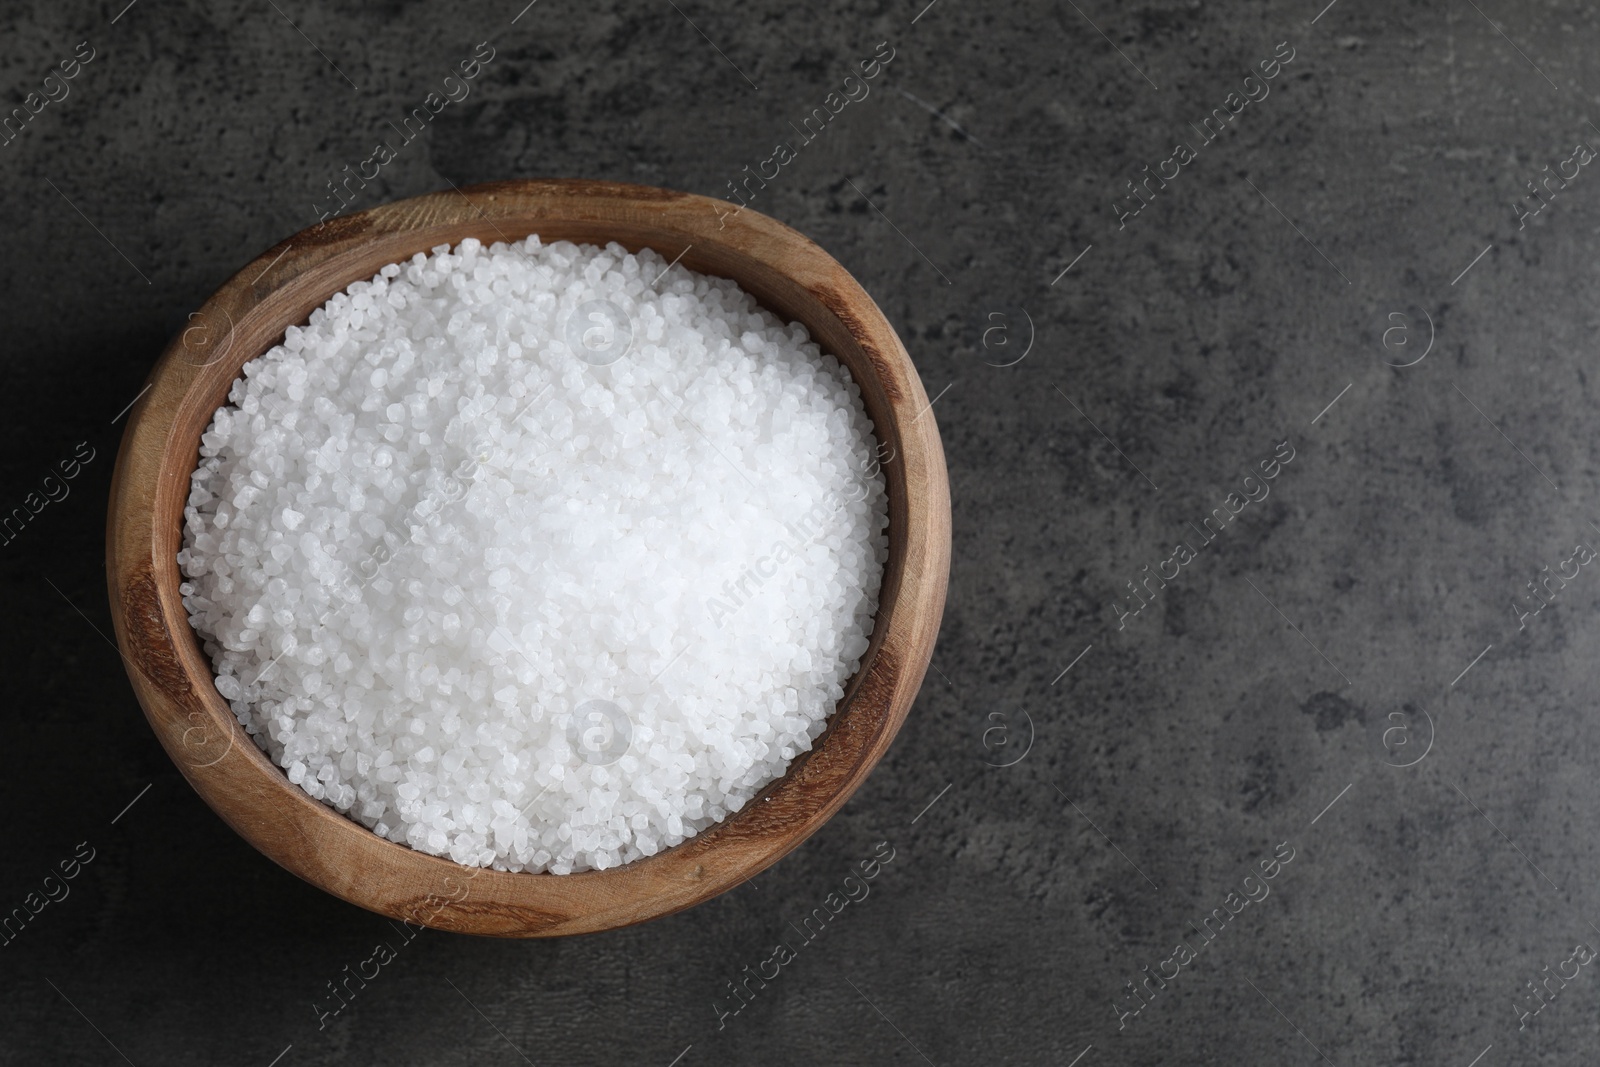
top-left (106, 179), bottom-right (950, 937)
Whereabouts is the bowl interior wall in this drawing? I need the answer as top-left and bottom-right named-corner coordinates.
top-left (151, 215), bottom-right (911, 893)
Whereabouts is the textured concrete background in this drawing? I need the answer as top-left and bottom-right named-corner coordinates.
top-left (4, 0), bottom-right (1600, 1063)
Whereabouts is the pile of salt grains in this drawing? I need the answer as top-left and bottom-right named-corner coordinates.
top-left (178, 236), bottom-right (889, 874)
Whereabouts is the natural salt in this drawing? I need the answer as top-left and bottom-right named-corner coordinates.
top-left (178, 236), bottom-right (889, 874)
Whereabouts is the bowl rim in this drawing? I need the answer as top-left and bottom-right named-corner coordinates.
top-left (106, 178), bottom-right (950, 937)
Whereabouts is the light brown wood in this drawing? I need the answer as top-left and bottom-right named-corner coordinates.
top-left (106, 179), bottom-right (950, 937)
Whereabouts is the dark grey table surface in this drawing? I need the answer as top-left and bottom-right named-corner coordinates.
top-left (5, 0), bottom-right (1598, 1063)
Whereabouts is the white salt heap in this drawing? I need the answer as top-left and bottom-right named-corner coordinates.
top-left (178, 236), bottom-right (889, 874)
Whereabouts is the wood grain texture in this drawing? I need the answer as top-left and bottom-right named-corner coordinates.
top-left (105, 179), bottom-right (951, 937)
